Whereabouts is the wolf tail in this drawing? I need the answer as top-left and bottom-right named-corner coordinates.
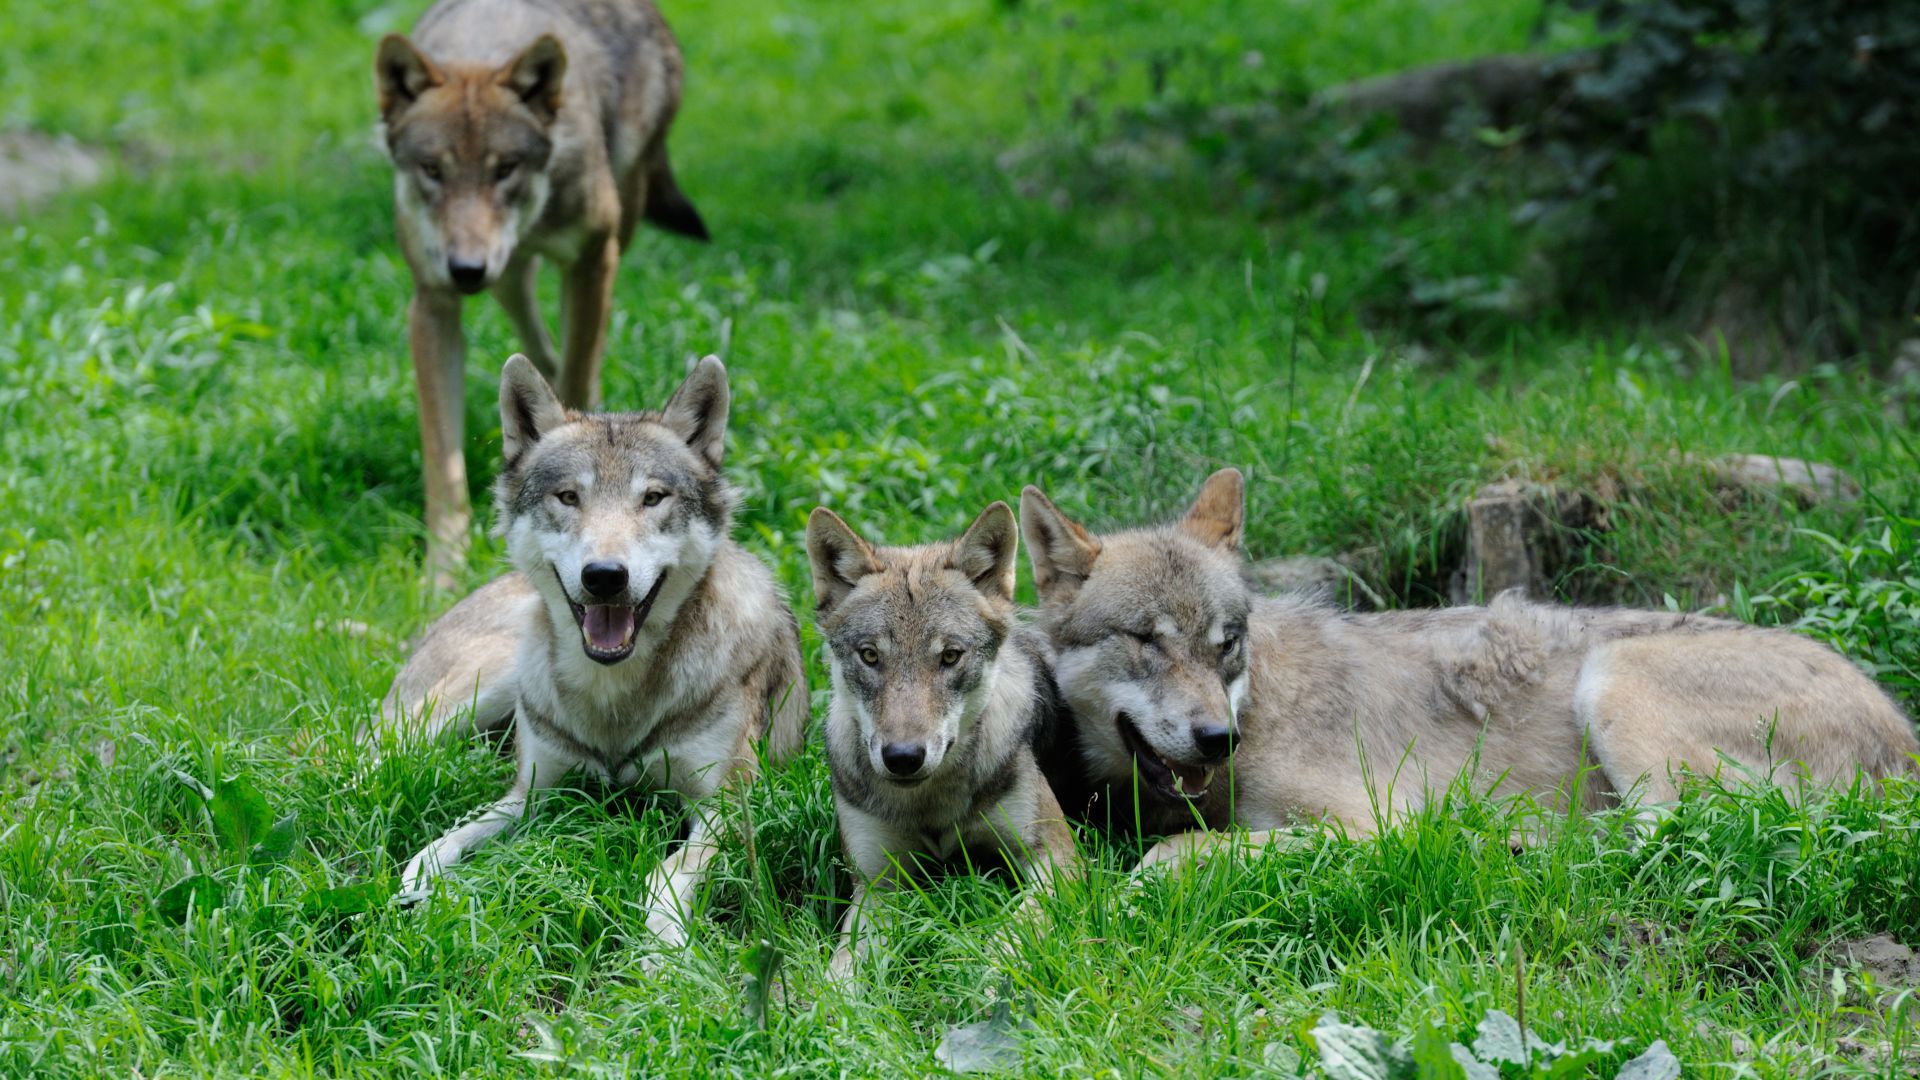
top-left (644, 151), bottom-right (710, 241)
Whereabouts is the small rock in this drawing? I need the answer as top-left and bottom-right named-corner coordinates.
top-left (1706, 454), bottom-right (1860, 505)
top-left (0, 131), bottom-right (106, 216)
top-left (1839, 933), bottom-right (1920, 989)
top-left (1449, 481), bottom-right (1594, 604)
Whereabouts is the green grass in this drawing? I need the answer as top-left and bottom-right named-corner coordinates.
top-left (3, 0), bottom-right (1918, 1075)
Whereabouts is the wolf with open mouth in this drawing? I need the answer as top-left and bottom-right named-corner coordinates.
top-left (1022, 468), bottom-right (1919, 870)
top-left (375, 353), bottom-right (807, 947)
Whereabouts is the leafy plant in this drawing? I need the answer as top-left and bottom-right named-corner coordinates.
top-left (1306, 1010), bottom-right (1678, 1080)
top-left (1745, 514), bottom-right (1920, 702)
top-left (1539, 0), bottom-right (1920, 350)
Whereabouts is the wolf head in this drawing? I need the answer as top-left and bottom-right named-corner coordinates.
top-left (494, 353), bottom-right (733, 666)
top-left (807, 503), bottom-right (1020, 786)
top-left (376, 33), bottom-right (565, 295)
top-left (1020, 469), bottom-right (1252, 806)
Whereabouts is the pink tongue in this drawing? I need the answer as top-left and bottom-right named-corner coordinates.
top-left (584, 605), bottom-right (636, 651)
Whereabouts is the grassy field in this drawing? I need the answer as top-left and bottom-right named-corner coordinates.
top-left (3, 0), bottom-right (1919, 1075)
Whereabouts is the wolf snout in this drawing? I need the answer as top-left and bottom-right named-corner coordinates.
top-left (581, 561), bottom-right (629, 599)
top-left (447, 255), bottom-right (489, 295)
top-left (880, 741), bottom-right (927, 778)
top-left (1191, 722), bottom-right (1234, 762)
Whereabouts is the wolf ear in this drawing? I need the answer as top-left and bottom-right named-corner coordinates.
top-left (660, 355), bottom-right (729, 467)
top-left (807, 508), bottom-right (882, 613)
top-left (499, 354), bottom-right (568, 466)
top-left (952, 501), bottom-right (1019, 601)
top-left (1179, 467), bottom-right (1245, 550)
top-left (376, 35), bottom-right (443, 122)
top-left (501, 34), bottom-right (567, 124)
top-left (1019, 486), bottom-right (1101, 603)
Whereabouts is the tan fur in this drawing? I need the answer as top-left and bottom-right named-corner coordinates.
top-left (808, 504), bottom-right (1076, 980)
top-left (1024, 469), bottom-right (1920, 871)
top-left (375, 0), bottom-right (706, 584)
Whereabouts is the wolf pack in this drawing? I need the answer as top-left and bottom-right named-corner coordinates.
top-left (366, 0), bottom-right (1920, 981)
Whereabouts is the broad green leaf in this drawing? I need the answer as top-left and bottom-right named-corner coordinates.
top-left (208, 775), bottom-right (272, 855)
top-left (1617, 1040), bottom-right (1681, 1080)
top-left (1471, 1010), bottom-right (1528, 1066)
top-left (154, 873), bottom-right (220, 923)
top-left (301, 882), bottom-right (388, 918)
top-left (935, 999), bottom-right (1030, 1074)
top-left (249, 812), bottom-right (302, 864)
top-left (1312, 1014), bottom-right (1408, 1080)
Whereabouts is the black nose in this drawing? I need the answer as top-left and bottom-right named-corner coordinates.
top-left (880, 742), bottom-right (926, 777)
top-left (580, 561), bottom-right (628, 600)
top-left (1192, 723), bottom-right (1234, 762)
top-left (447, 257), bottom-right (487, 294)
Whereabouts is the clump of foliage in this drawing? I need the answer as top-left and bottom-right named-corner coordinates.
top-left (1543, 0), bottom-right (1920, 350)
top-left (1302, 1010), bottom-right (1681, 1080)
top-left (1746, 513), bottom-right (1920, 703)
top-left (1551, 0), bottom-right (1919, 206)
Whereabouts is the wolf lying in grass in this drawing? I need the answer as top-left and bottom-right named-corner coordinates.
top-left (374, 354), bottom-right (806, 947)
top-left (1022, 468), bottom-right (1920, 870)
top-left (807, 502), bottom-right (1077, 980)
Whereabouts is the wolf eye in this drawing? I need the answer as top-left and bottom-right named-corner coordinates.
top-left (857, 646), bottom-right (880, 666)
top-left (940, 648), bottom-right (964, 667)
top-left (641, 489), bottom-right (669, 507)
top-left (420, 162), bottom-right (443, 182)
top-left (1219, 634), bottom-right (1240, 657)
top-left (493, 159), bottom-right (518, 182)
top-left (554, 490), bottom-right (579, 507)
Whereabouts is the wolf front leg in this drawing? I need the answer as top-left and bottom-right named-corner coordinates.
top-left (640, 801), bottom-right (728, 949)
top-left (1008, 782), bottom-right (1081, 911)
top-left (828, 870), bottom-right (905, 983)
top-left (554, 232), bottom-right (618, 411)
top-left (407, 286), bottom-right (471, 589)
top-left (397, 714), bottom-right (575, 903)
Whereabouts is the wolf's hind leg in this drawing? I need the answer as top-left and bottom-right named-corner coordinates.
top-left (491, 255), bottom-right (559, 379)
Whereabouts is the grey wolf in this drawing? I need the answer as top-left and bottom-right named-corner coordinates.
top-left (807, 502), bottom-right (1076, 979)
top-left (1021, 468), bottom-right (1920, 869)
top-left (376, 354), bottom-right (806, 949)
top-left (374, 0), bottom-right (708, 582)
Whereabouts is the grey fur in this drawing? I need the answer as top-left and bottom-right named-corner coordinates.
top-left (1023, 468), bottom-right (1920, 870)
top-left (807, 503), bottom-right (1077, 980)
top-left (377, 354), bottom-right (807, 949)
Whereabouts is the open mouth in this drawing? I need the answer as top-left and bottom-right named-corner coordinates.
top-left (558, 567), bottom-right (668, 665)
top-left (1117, 712), bottom-right (1213, 802)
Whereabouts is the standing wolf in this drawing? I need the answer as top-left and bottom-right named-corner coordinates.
top-left (807, 503), bottom-right (1076, 979)
top-left (374, 0), bottom-right (708, 581)
top-left (377, 354), bottom-right (806, 948)
top-left (1021, 468), bottom-right (1919, 868)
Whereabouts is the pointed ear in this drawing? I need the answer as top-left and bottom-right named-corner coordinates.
top-left (1019, 485), bottom-right (1101, 603)
top-left (951, 502), bottom-right (1019, 601)
top-left (499, 354), bottom-right (568, 466)
top-left (499, 33), bottom-right (567, 124)
top-left (1179, 467), bottom-right (1245, 550)
top-left (807, 508), bottom-right (881, 613)
top-left (660, 355), bottom-right (729, 467)
top-left (375, 35), bottom-right (442, 122)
